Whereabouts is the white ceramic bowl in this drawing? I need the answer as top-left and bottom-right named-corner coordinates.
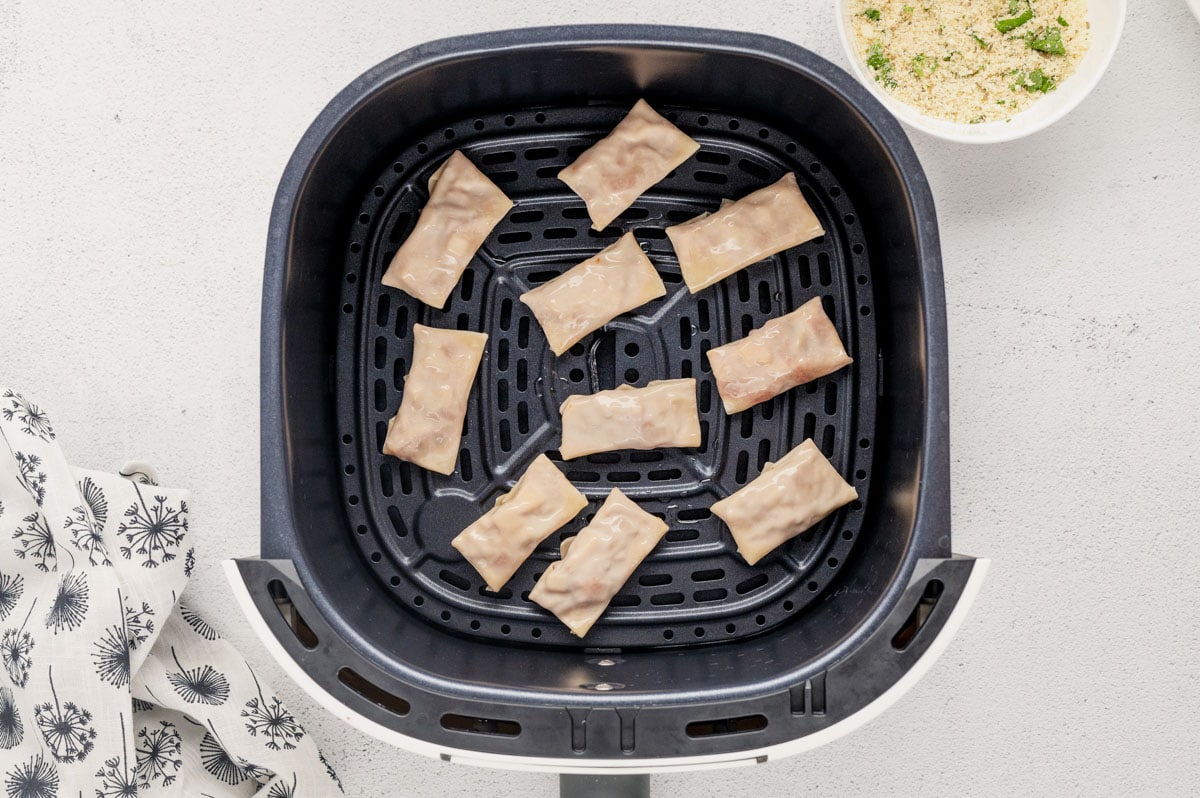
top-left (834, 0), bottom-right (1126, 143)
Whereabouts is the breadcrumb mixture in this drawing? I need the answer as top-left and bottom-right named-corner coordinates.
top-left (849, 0), bottom-right (1090, 124)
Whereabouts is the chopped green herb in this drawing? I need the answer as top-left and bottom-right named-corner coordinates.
top-left (969, 31), bottom-right (992, 49)
top-left (1017, 67), bottom-right (1057, 92)
top-left (1057, 15), bottom-right (1069, 26)
top-left (938, 24), bottom-right (945, 34)
top-left (1009, 0), bottom-right (1020, 12)
top-left (866, 41), bottom-right (898, 88)
top-left (996, 2), bottom-right (1034, 33)
top-left (943, 49), bottom-right (961, 62)
top-left (997, 99), bottom-right (1006, 104)
top-left (969, 116), bottom-right (986, 124)
top-left (1027, 26), bottom-right (1066, 55)
top-left (863, 8), bottom-right (881, 21)
top-left (902, 5), bottom-right (914, 14)
top-left (910, 52), bottom-right (938, 78)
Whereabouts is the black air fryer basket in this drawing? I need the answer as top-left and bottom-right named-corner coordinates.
top-left (229, 24), bottom-right (987, 784)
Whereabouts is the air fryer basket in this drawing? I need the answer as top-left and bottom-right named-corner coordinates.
top-left (230, 25), bottom-right (987, 773)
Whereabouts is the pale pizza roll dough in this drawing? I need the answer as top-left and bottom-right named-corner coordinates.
top-left (666, 172), bottom-right (824, 293)
top-left (559, 379), bottom-right (702, 460)
top-left (558, 99), bottom-right (700, 230)
top-left (711, 439), bottom-right (857, 566)
top-left (382, 324), bottom-right (487, 475)
top-left (381, 151), bottom-right (513, 309)
top-left (707, 296), bottom-right (853, 414)
top-left (520, 232), bottom-right (666, 356)
top-left (451, 454), bottom-right (587, 592)
top-left (529, 489), bottom-right (669, 637)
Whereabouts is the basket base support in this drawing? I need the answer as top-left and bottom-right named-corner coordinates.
top-left (560, 774), bottom-right (650, 798)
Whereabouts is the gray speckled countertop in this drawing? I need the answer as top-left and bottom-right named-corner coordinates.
top-left (2, 1), bottom-right (1197, 794)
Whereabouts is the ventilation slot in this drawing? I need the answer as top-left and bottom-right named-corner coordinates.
top-left (440, 713), bottom-right (521, 737)
top-left (797, 254), bottom-right (812, 288)
top-left (818, 251), bottom-right (832, 286)
top-left (892, 580), bottom-right (944, 651)
top-left (665, 528), bottom-right (700, 542)
top-left (439, 569), bottom-right (470, 591)
top-left (677, 507), bottom-right (711, 522)
top-left (738, 158), bottom-right (771, 180)
top-left (375, 293), bottom-right (391, 327)
top-left (694, 170), bottom-right (729, 184)
top-left (650, 592), bottom-right (684, 606)
top-left (692, 568), bottom-right (724, 582)
top-left (757, 439), bottom-right (771, 470)
top-left (499, 298), bottom-right (513, 330)
top-left (735, 450), bottom-right (750, 483)
top-left (498, 230), bottom-right (532, 244)
top-left (735, 573), bottom-right (769, 594)
top-left (736, 270), bottom-right (751, 302)
top-left (374, 337), bottom-right (388, 369)
top-left (685, 714), bottom-right (768, 738)
top-left (667, 208), bottom-right (699, 222)
top-left (338, 668), bottom-right (410, 716)
top-left (524, 146), bottom-right (558, 161)
top-left (694, 588), bottom-right (727, 603)
top-left (387, 505), bottom-right (408, 537)
top-left (481, 151), bottom-right (516, 165)
top-left (267, 580), bottom-right (318, 649)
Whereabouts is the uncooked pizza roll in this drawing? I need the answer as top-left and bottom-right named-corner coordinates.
top-left (558, 99), bottom-right (700, 230)
top-left (666, 172), bottom-right (824, 293)
top-left (381, 151), bottom-right (513, 309)
top-left (382, 324), bottom-right (487, 475)
top-left (520, 232), bottom-right (666, 356)
top-left (707, 296), bottom-right (852, 414)
top-left (529, 489), bottom-right (668, 637)
top-left (451, 455), bottom-right (588, 592)
top-left (558, 379), bottom-right (701, 460)
top-left (711, 439), bottom-right (857, 565)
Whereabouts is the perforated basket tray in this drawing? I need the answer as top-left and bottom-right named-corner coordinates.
top-left (232, 25), bottom-right (985, 771)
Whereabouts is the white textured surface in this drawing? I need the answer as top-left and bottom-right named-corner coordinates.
top-left (2, 2), bottom-right (1198, 795)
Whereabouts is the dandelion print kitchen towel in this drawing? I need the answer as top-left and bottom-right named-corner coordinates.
top-left (0, 389), bottom-right (341, 795)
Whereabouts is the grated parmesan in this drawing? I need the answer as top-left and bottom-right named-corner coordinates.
top-left (849, 0), bottom-right (1090, 124)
